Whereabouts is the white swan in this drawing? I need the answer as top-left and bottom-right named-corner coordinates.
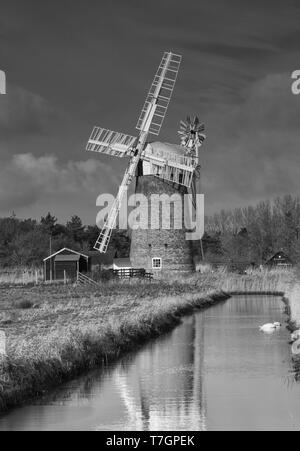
top-left (259, 322), bottom-right (281, 333)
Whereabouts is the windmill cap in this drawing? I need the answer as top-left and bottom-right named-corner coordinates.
top-left (148, 141), bottom-right (189, 158)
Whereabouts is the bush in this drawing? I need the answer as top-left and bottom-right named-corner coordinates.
top-left (14, 300), bottom-right (34, 310)
top-left (91, 269), bottom-right (115, 282)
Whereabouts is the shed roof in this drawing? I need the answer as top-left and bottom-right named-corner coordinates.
top-left (266, 251), bottom-right (292, 265)
top-left (43, 248), bottom-right (89, 262)
top-left (113, 258), bottom-right (132, 268)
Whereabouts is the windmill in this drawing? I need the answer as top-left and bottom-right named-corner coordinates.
top-left (86, 52), bottom-right (206, 273)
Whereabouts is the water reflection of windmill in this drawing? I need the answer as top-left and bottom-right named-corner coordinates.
top-left (113, 314), bottom-right (207, 431)
top-left (86, 52), bottom-right (206, 273)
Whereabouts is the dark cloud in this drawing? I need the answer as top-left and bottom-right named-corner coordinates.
top-left (0, 0), bottom-right (299, 221)
top-left (0, 85), bottom-right (65, 136)
top-left (202, 72), bottom-right (300, 213)
top-left (0, 153), bottom-right (121, 217)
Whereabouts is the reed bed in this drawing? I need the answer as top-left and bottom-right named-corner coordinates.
top-left (221, 268), bottom-right (291, 294)
top-left (221, 268), bottom-right (300, 327)
top-left (284, 282), bottom-right (300, 327)
top-left (0, 268), bottom-right (43, 286)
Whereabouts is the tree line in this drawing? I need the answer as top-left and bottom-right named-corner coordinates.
top-left (0, 213), bottom-right (130, 268)
top-left (203, 195), bottom-right (300, 265)
top-left (1, 194), bottom-right (299, 268)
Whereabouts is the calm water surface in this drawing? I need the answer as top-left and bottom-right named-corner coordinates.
top-left (1, 295), bottom-right (300, 431)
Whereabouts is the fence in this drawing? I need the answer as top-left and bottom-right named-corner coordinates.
top-left (0, 267), bottom-right (153, 286)
top-left (111, 268), bottom-right (153, 280)
top-left (0, 268), bottom-right (44, 286)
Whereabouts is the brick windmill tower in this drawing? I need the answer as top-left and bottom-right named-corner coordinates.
top-left (86, 52), bottom-right (205, 274)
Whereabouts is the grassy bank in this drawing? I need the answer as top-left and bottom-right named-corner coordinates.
top-left (283, 282), bottom-right (300, 328)
top-left (222, 269), bottom-right (291, 295)
top-left (1, 268), bottom-right (300, 414)
top-left (221, 268), bottom-right (300, 327)
top-left (0, 272), bottom-right (228, 413)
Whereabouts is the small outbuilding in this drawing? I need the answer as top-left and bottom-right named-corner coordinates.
top-left (113, 258), bottom-right (132, 271)
top-left (266, 251), bottom-right (293, 268)
top-left (43, 248), bottom-right (89, 282)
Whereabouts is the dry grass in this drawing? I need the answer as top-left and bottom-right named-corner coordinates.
top-left (221, 268), bottom-right (291, 294)
top-left (0, 268), bottom-right (43, 286)
top-left (0, 267), bottom-right (300, 413)
top-left (283, 280), bottom-right (300, 327)
top-left (0, 271), bottom-right (228, 412)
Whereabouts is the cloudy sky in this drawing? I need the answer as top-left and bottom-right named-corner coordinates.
top-left (0, 0), bottom-right (300, 224)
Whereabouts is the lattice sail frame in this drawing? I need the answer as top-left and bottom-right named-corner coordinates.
top-left (136, 52), bottom-right (182, 136)
top-left (85, 51), bottom-right (186, 253)
top-left (87, 127), bottom-right (137, 158)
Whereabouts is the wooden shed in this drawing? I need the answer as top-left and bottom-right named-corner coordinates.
top-left (113, 258), bottom-right (132, 270)
top-left (43, 248), bottom-right (89, 282)
top-left (266, 251), bottom-right (293, 268)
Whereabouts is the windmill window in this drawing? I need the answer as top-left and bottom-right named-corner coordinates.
top-left (152, 258), bottom-right (162, 270)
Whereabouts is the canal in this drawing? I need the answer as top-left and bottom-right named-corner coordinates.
top-left (0, 295), bottom-right (300, 431)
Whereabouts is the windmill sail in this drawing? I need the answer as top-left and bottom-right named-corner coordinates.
top-left (94, 152), bottom-right (142, 252)
top-left (88, 51), bottom-right (183, 253)
top-left (136, 52), bottom-right (182, 136)
top-left (153, 162), bottom-right (194, 188)
top-left (86, 127), bottom-right (137, 158)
